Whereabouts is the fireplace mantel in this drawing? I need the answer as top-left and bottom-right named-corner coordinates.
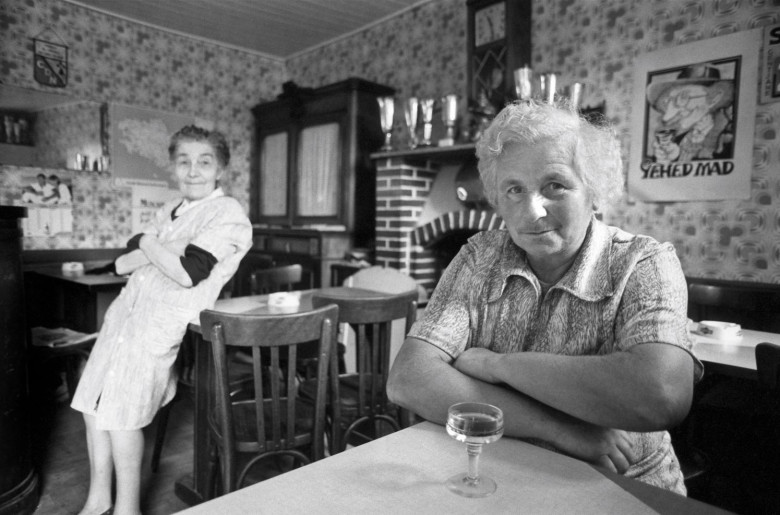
top-left (370, 142), bottom-right (476, 165)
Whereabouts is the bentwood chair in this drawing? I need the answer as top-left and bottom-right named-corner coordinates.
top-left (224, 253), bottom-right (275, 298)
top-left (200, 304), bottom-right (339, 498)
top-left (303, 289), bottom-right (417, 453)
top-left (250, 264), bottom-right (303, 295)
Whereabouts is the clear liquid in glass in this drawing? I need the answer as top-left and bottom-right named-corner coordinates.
top-left (445, 402), bottom-right (504, 497)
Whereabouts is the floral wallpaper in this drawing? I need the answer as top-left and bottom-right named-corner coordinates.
top-left (2, 0), bottom-right (780, 282)
top-left (0, 0), bottom-right (286, 248)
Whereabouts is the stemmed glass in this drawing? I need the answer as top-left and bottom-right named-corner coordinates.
top-left (419, 98), bottom-right (435, 146)
top-left (446, 402), bottom-right (504, 498)
top-left (404, 97), bottom-right (419, 149)
top-left (377, 96), bottom-right (395, 151)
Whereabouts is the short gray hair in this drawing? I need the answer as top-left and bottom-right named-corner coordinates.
top-left (475, 100), bottom-right (623, 211)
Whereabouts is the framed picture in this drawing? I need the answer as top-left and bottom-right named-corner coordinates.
top-left (628, 30), bottom-right (761, 202)
top-left (107, 103), bottom-right (198, 188)
top-left (466, 0), bottom-right (531, 113)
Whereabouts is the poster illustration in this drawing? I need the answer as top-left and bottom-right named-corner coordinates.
top-left (628, 30), bottom-right (760, 202)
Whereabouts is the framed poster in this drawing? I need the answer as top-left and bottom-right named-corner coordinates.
top-left (628, 30), bottom-right (760, 202)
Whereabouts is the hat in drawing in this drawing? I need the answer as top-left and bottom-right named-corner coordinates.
top-left (647, 64), bottom-right (734, 111)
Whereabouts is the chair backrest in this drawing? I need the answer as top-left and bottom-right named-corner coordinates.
top-left (251, 264), bottom-right (303, 295)
top-left (225, 253), bottom-right (274, 298)
top-left (200, 303), bottom-right (339, 483)
top-left (687, 277), bottom-right (780, 332)
top-left (756, 342), bottom-right (780, 391)
top-left (311, 290), bottom-right (417, 419)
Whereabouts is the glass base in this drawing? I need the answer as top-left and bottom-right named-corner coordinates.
top-left (446, 472), bottom-right (497, 498)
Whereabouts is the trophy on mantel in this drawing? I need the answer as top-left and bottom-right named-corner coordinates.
top-left (513, 66), bottom-right (533, 101)
top-left (377, 96), bottom-right (395, 151)
top-left (404, 97), bottom-right (419, 149)
top-left (439, 94), bottom-right (458, 147)
top-left (565, 82), bottom-right (585, 111)
top-left (419, 98), bottom-right (435, 147)
top-left (538, 73), bottom-right (558, 104)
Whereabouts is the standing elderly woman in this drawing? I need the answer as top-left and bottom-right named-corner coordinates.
top-left (71, 125), bottom-right (252, 515)
top-left (387, 101), bottom-right (702, 494)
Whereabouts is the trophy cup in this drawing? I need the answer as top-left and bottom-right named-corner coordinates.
top-left (566, 82), bottom-right (585, 112)
top-left (419, 98), bottom-right (435, 147)
top-left (404, 97), bottom-right (419, 149)
top-left (538, 73), bottom-right (558, 104)
top-left (438, 94), bottom-right (458, 147)
top-left (514, 66), bottom-right (533, 101)
top-left (377, 96), bottom-right (395, 151)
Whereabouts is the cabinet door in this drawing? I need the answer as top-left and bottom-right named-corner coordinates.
top-left (259, 131), bottom-right (289, 220)
top-left (294, 121), bottom-right (343, 224)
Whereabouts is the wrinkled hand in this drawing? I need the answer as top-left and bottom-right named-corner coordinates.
top-left (553, 418), bottom-right (636, 474)
top-left (453, 347), bottom-right (501, 384)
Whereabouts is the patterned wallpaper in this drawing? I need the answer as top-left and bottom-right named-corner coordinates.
top-left (2, 0), bottom-right (780, 282)
top-left (0, 0), bottom-right (286, 249)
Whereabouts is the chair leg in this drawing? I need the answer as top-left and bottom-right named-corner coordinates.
top-left (151, 399), bottom-right (175, 472)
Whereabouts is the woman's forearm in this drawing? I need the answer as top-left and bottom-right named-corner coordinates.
top-left (138, 234), bottom-right (193, 287)
top-left (114, 249), bottom-right (149, 275)
top-left (485, 344), bottom-right (693, 431)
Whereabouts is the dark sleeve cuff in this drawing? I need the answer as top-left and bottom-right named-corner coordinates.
top-left (180, 244), bottom-right (218, 286)
top-left (126, 233), bottom-right (144, 251)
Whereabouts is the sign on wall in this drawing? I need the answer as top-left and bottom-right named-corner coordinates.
top-left (33, 30), bottom-right (68, 88)
top-left (628, 30), bottom-right (760, 202)
top-left (760, 23), bottom-right (780, 104)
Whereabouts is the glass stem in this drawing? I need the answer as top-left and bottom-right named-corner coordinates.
top-left (466, 443), bottom-right (482, 481)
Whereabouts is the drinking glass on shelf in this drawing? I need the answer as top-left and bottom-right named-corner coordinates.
top-left (514, 66), bottom-right (533, 101)
top-left (419, 98), bottom-right (435, 147)
top-left (445, 401), bottom-right (504, 498)
top-left (404, 97), bottom-right (419, 149)
top-left (538, 73), bottom-right (558, 104)
top-left (377, 96), bottom-right (395, 151)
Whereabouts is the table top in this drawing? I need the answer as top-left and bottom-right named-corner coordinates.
top-left (176, 421), bottom-right (725, 515)
top-left (691, 328), bottom-right (780, 379)
top-left (188, 287), bottom-right (388, 333)
top-left (29, 266), bottom-right (128, 290)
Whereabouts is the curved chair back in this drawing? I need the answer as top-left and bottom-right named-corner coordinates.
top-left (687, 278), bottom-right (780, 332)
top-left (756, 342), bottom-right (780, 390)
top-left (200, 303), bottom-right (339, 497)
top-left (226, 253), bottom-right (274, 298)
top-left (251, 264), bottom-right (303, 295)
top-left (310, 289), bottom-right (417, 451)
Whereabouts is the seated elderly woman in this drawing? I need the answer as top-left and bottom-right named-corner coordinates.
top-left (387, 100), bottom-right (702, 495)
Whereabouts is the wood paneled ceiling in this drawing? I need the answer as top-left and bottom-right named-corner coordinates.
top-left (65, 0), bottom-right (429, 60)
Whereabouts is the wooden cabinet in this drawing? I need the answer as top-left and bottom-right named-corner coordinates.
top-left (251, 78), bottom-right (395, 264)
top-left (467, 0), bottom-right (532, 112)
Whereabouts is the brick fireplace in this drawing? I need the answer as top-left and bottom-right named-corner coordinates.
top-left (372, 152), bottom-right (505, 294)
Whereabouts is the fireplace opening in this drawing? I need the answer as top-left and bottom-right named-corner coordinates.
top-left (425, 228), bottom-right (481, 282)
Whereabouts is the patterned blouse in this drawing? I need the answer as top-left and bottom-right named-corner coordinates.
top-left (71, 190), bottom-right (252, 430)
top-left (409, 218), bottom-right (703, 494)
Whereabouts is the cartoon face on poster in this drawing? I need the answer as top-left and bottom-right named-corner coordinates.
top-left (628, 30), bottom-right (760, 202)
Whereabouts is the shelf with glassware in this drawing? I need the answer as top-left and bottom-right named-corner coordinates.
top-left (371, 67), bottom-right (603, 168)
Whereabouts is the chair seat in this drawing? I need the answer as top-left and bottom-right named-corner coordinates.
top-left (212, 397), bottom-right (316, 453)
top-left (299, 373), bottom-right (399, 414)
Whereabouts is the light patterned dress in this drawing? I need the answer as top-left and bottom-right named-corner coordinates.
top-left (71, 190), bottom-right (252, 430)
top-left (409, 217), bottom-right (703, 495)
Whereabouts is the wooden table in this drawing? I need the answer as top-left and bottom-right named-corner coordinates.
top-left (692, 328), bottom-right (780, 380)
top-left (176, 421), bottom-right (728, 515)
top-left (174, 287), bottom-right (393, 506)
top-left (25, 267), bottom-right (127, 333)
